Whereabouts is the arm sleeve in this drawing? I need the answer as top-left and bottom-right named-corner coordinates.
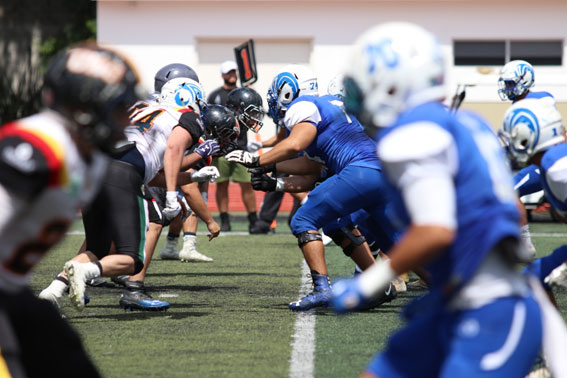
top-left (514, 165), bottom-right (543, 197)
top-left (0, 135), bottom-right (51, 199)
top-left (283, 101), bottom-right (321, 132)
top-left (177, 111), bottom-right (205, 144)
top-left (378, 122), bottom-right (458, 229)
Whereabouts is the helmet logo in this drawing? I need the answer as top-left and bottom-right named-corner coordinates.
top-left (173, 83), bottom-right (203, 107)
top-left (364, 39), bottom-right (399, 73)
top-left (66, 48), bottom-right (127, 85)
top-left (508, 108), bottom-right (540, 150)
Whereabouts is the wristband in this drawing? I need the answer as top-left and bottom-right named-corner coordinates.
top-left (275, 178), bottom-right (285, 192)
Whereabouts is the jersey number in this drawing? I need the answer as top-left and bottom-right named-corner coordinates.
top-left (133, 109), bottom-right (165, 135)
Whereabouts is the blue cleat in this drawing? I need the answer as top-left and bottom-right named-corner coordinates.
top-left (289, 273), bottom-right (331, 311)
top-left (119, 281), bottom-right (170, 311)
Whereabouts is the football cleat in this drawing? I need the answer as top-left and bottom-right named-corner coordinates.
top-left (119, 281), bottom-right (170, 311)
top-left (87, 277), bottom-right (113, 288)
top-left (111, 275), bottom-right (130, 287)
top-left (39, 288), bottom-right (62, 310)
top-left (289, 273), bottom-right (331, 311)
top-left (64, 261), bottom-right (87, 311)
top-left (179, 237), bottom-right (213, 262)
top-left (359, 283), bottom-right (397, 311)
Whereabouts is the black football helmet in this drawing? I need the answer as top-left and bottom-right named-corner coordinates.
top-left (43, 42), bottom-right (144, 154)
top-left (154, 63), bottom-right (200, 92)
top-left (226, 87), bottom-right (265, 132)
top-left (202, 104), bottom-right (240, 154)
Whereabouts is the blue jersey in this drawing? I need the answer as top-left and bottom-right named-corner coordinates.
top-left (539, 143), bottom-right (567, 217)
top-left (283, 95), bottom-right (380, 174)
top-left (514, 165), bottom-right (543, 196)
top-left (376, 102), bottom-right (520, 291)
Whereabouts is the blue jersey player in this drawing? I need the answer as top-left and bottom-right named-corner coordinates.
top-left (501, 99), bottom-right (567, 292)
top-left (226, 65), bottom-right (397, 311)
top-left (332, 22), bottom-right (567, 378)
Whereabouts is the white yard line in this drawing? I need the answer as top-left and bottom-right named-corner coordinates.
top-left (532, 233), bottom-right (567, 238)
top-left (66, 230), bottom-right (291, 236)
top-left (289, 260), bottom-right (316, 378)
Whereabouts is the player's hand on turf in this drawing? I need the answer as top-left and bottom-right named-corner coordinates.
top-left (163, 191), bottom-right (182, 221)
top-left (247, 140), bottom-right (263, 153)
top-left (225, 150), bottom-right (259, 167)
top-left (195, 139), bottom-right (220, 159)
top-left (248, 163), bottom-right (276, 175)
top-left (191, 166), bottom-right (220, 183)
top-left (206, 220), bottom-right (221, 241)
top-left (330, 277), bottom-right (368, 314)
top-left (251, 173), bottom-right (277, 192)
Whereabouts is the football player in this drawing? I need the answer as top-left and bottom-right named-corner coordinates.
top-left (500, 99), bottom-right (567, 291)
top-left (40, 77), bottom-right (220, 311)
top-left (226, 65), bottom-right (397, 311)
top-left (0, 43), bottom-right (143, 377)
top-left (331, 22), bottom-right (565, 377)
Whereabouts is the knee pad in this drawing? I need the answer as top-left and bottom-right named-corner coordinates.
top-left (328, 226), bottom-right (366, 256)
top-left (297, 231), bottom-right (323, 248)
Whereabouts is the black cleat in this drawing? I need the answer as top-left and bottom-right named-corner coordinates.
top-left (360, 283), bottom-right (397, 311)
top-left (119, 281), bottom-right (169, 311)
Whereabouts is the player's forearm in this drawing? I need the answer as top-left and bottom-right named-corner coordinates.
top-left (276, 156), bottom-right (322, 175)
top-left (258, 139), bottom-right (302, 166)
top-left (163, 145), bottom-right (184, 191)
top-left (388, 225), bottom-right (454, 275)
top-left (180, 181), bottom-right (214, 224)
top-left (281, 175), bottom-right (319, 192)
top-left (181, 152), bottom-right (205, 171)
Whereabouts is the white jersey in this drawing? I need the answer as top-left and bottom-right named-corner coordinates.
top-left (126, 101), bottom-right (204, 183)
top-left (0, 110), bottom-right (107, 292)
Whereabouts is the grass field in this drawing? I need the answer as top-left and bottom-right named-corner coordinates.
top-left (30, 216), bottom-right (567, 378)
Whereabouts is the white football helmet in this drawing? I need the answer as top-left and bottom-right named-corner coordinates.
top-left (498, 60), bottom-right (534, 101)
top-left (267, 64), bottom-right (318, 123)
top-left (342, 22), bottom-right (446, 128)
top-left (500, 99), bottom-right (564, 167)
top-left (159, 77), bottom-right (206, 114)
top-left (327, 74), bottom-right (345, 99)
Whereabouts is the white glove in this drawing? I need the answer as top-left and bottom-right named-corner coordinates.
top-left (191, 166), bottom-right (220, 183)
top-left (225, 150), bottom-right (259, 167)
top-left (162, 191), bottom-right (181, 221)
top-left (247, 140), bottom-right (263, 153)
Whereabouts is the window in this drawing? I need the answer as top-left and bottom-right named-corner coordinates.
top-left (454, 40), bottom-right (563, 66)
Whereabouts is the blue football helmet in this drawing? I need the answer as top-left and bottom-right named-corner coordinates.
top-left (267, 64), bottom-right (318, 124)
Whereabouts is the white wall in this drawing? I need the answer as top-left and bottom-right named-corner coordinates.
top-left (98, 0), bottom-right (567, 134)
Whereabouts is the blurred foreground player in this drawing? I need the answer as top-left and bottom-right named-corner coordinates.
top-left (0, 43), bottom-right (142, 377)
top-left (332, 22), bottom-right (567, 377)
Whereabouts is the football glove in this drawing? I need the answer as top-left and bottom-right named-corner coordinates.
top-left (225, 150), bottom-right (259, 167)
top-left (191, 166), bottom-right (220, 183)
top-left (251, 173), bottom-right (277, 192)
top-left (195, 139), bottom-right (220, 159)
top-left (248, 163), bottom-right (276, 176)
top-left (162, 191), bottom-right (182, 221)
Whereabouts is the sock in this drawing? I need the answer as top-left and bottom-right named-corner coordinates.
top-left (247, 212), bottom-right (258, 225)
top-left (83, 262), bottom-right (103, 281)
top-left (220, 212), bottom-right (230, 224)
top-left (46, 278), bottom-right (68, 296)
top-left (167, 233), bottom-right (180, 242)
top-left (183, 233), bottom-right (196, 243)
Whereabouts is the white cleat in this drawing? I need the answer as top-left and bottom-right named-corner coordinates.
top-left (159, 240), bottom-right (180, 260)
top-left (179, 243), bottom-right (213, 263)
top-left (64, 261), bottom-right (87, 311)
top-left (545, 262), bottom-right (567, 289)
top-left (39, 288), bottom-right (62, 311)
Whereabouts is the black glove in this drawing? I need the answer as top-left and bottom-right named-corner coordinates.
top-left (251, 173), bottom-right (277, 192)
top-left (248, 163), bottom-right (276, 176)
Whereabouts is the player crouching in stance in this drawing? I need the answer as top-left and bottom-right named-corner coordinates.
top-left (40, 77), bottom-right (220, 311)
top-left (331, 22), bottom-right (567, 377)
top-left (500, 100), bottom-right (567, 292)
top-left (0, 43), bottom-right (142, 377)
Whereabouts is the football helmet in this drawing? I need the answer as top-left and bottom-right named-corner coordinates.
top-left (227, 87), bottom-right (265, 133)
top-left (202, 104), bottom-right (240, 153)
top-left (154, 63), bottom-right (199, 92)
top-left (500, 99), bottom-right (564, 167)
top-left (43, 42), bottom-right (143, 153)
top-left (327, 74), bottom-right (345, 99)
top-left (267, 64), bottom-right (318, 124)
top-left (498, 60), bottom-right (534, 101)
top-left (159, 77), bottom-right (206, 114)
top-left (342, 22), bottom-right (445, 129)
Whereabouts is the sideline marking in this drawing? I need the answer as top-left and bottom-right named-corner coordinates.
top-left (289, 260), bottom-right (316, 378)
top-left (66, 231), bottom-right (292, 237)
top-left (532, 233), bottom-right (567, 238)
